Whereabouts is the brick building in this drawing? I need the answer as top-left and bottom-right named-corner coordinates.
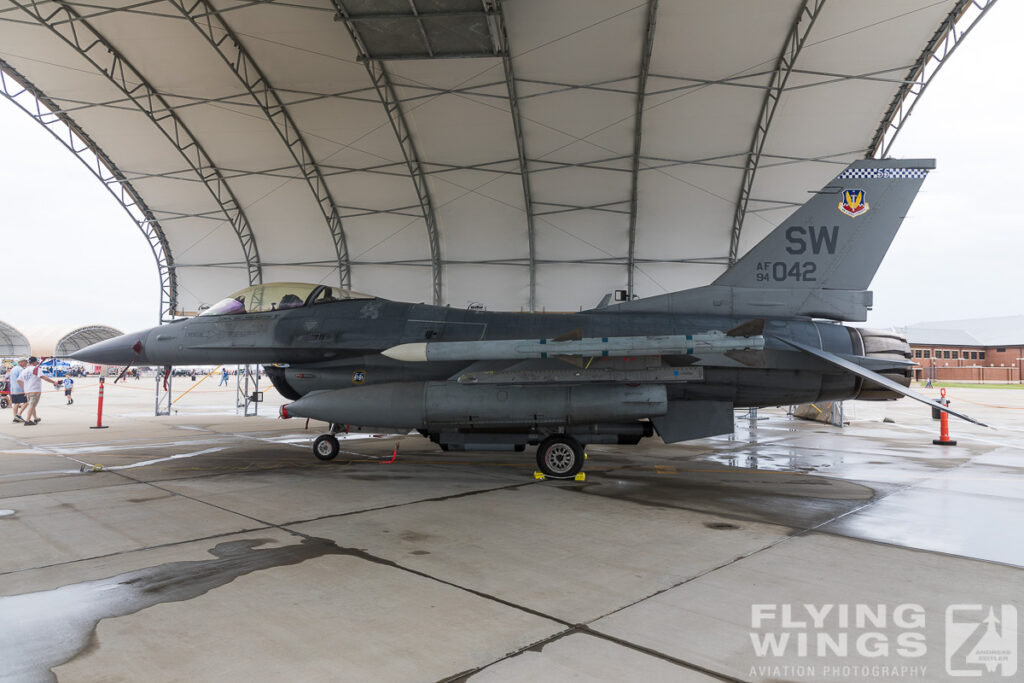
top-left (897, 315), bottom-right (1024, 383)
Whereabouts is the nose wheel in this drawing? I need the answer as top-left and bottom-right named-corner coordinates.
top-left (536, 435), bottom-right (585, 479)
top-left (313, 434), bottom-right (340, 461)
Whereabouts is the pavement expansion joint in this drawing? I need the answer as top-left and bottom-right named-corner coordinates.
top-left (275, 479), bottom-right (540, 529)
top-left (0, 526), bottom-right (275, 578)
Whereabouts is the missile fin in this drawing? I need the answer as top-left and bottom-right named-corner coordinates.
top-left (552, 328), bottom-right (584, 342)
top-left (726, 318), bottom-right (765, 337)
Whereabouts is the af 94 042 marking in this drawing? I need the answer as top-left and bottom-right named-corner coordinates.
top-left (755, 261), bottom-right (817, 282)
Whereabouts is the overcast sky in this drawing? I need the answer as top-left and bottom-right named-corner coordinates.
top-left (0, 1), bottom-right (1020, 336)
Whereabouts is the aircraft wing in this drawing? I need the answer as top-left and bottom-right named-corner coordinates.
top-left (775, 337), bottom-right (987, 427)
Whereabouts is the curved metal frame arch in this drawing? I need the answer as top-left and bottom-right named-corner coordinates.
top-left (490, 0), bottom-right (537, 311)
top-left (55, 325), bottom-right (125, 356)
top-left (170, 0), bottom-right (352, 291)
top-left (728, 0), bottom-right (827, 265)
top-left (0, 58), bottom-right (178, 323)
top-left (0, 320), bottom-right (32, 357)
top-left (870, 0), bottom-right (997, 159)
top-left (9, 0), bottom-right (263, 289)
top-left (626, 0), bottom-right (658, 299)
top-left (332, 1), bottom-right (443, 304)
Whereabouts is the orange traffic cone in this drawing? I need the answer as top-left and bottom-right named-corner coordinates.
top-left (933, 388), bottom-right (957, 446)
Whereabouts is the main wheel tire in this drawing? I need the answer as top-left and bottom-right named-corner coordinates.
top-left (313, 434), bottom-right (340, 461)
top-left (536, 436), bottom-right (584, 479)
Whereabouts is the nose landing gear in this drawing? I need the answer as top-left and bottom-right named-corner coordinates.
top-left (312, 434), bottom-right (339, 461)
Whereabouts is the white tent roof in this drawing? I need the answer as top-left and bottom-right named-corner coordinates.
top-left (0, 0), bottom-right (997, 318)
top-left (56, 326), bottom-right (126, 356)
top-left (0, 320), bottom-right (30, 358)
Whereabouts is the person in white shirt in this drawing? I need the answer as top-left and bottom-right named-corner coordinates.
top-left (17, 356), bottom-right (59, 426)
top-left (8, 358), bottom-right (28, 423)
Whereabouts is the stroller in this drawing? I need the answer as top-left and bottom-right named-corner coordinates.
top-left (0, 378), bottom-right (9, 410)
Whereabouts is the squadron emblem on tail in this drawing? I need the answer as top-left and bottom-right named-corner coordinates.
top-left (839, 188), bottom-right (869, 217)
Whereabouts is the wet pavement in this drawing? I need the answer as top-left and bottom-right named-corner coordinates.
top-left (0, 381), bottom-right (1022, 681)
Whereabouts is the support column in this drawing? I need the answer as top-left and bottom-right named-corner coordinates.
top-left (155, 367), bottom-right (172, 417)
top-left (236, 365), bottom-right (262, 417)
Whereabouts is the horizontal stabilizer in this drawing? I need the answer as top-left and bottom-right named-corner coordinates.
top-left (775, 337), bottom-right (987, 427)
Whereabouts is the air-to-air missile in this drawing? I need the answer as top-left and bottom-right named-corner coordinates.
top-left (381, 331), bottom-right (765, 363)
top-left (72, 158), bottom-right (983, 479)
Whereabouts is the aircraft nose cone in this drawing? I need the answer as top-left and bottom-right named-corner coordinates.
top-left (70, 334), bottom-right (145, 365)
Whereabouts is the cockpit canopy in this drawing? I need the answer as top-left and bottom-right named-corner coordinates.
top-left (199, 282), bottom-right (374, 317)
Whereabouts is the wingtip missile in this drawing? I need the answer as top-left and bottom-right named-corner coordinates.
top-left (382, 332), bottom-right (764, 363)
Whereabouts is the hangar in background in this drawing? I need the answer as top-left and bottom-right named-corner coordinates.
top-left (0, 1), bottom-right (998, 321)
top-left (55, 326), bottom-right (126, 358)
top-left (0, 324), bottom-right (124, 358)
top-left (0, 321), bottom-right (30, 358)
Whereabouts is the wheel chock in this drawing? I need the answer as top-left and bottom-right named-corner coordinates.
top-left (79, 464), bottom-right (104, 473)
top-left (532, 471), bottom-right (586, 481)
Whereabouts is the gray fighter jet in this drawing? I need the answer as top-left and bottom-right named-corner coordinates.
top-left (73, 158), bottom-right (981, 478)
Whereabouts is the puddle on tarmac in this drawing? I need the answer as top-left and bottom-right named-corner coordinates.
top-left (0, 536), bottom-right (357, 682)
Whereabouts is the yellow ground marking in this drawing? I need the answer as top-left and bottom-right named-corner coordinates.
top-left (171, 366), bottom-right (222, 404)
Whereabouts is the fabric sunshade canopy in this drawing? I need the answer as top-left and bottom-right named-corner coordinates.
top-left (0, 0), bottom-right (996, 319)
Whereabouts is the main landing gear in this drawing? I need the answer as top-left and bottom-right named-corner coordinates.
top-left (312, 429), bottom-right (588, 478)
top-left (535, 435), bottom-right (585, 479)
top-left (313, 434), bottom-right (339, 461)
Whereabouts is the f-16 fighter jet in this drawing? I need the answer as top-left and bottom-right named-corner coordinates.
top-left (73, 158), bottom-right (981, 478)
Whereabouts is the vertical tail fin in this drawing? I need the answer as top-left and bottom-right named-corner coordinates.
top-left (610, 158), bottom-right (934, 321)
top-left (714, 158), bottom-right (934, 290)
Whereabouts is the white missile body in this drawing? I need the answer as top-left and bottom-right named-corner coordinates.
top-left (382, 331), bottom-right (764, 363)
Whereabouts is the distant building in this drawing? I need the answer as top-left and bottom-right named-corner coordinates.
top-left (1, 323), bottom-right (123, 362)
top-left (0, 320), bottom-right (31, 359)
top-left (897, 315), bottom-right (1024, 383)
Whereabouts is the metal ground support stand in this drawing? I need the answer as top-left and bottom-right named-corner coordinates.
top-left (833, 401), bottom-right (845, 428)
top-left (155, 366), bottom-right (172, 416)
top-left (787, 401), bottom-right (845, 428)
top-left (739, 407), bottom-right (769, 422)
top-left (236, 365), bottom-right (262, 416)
